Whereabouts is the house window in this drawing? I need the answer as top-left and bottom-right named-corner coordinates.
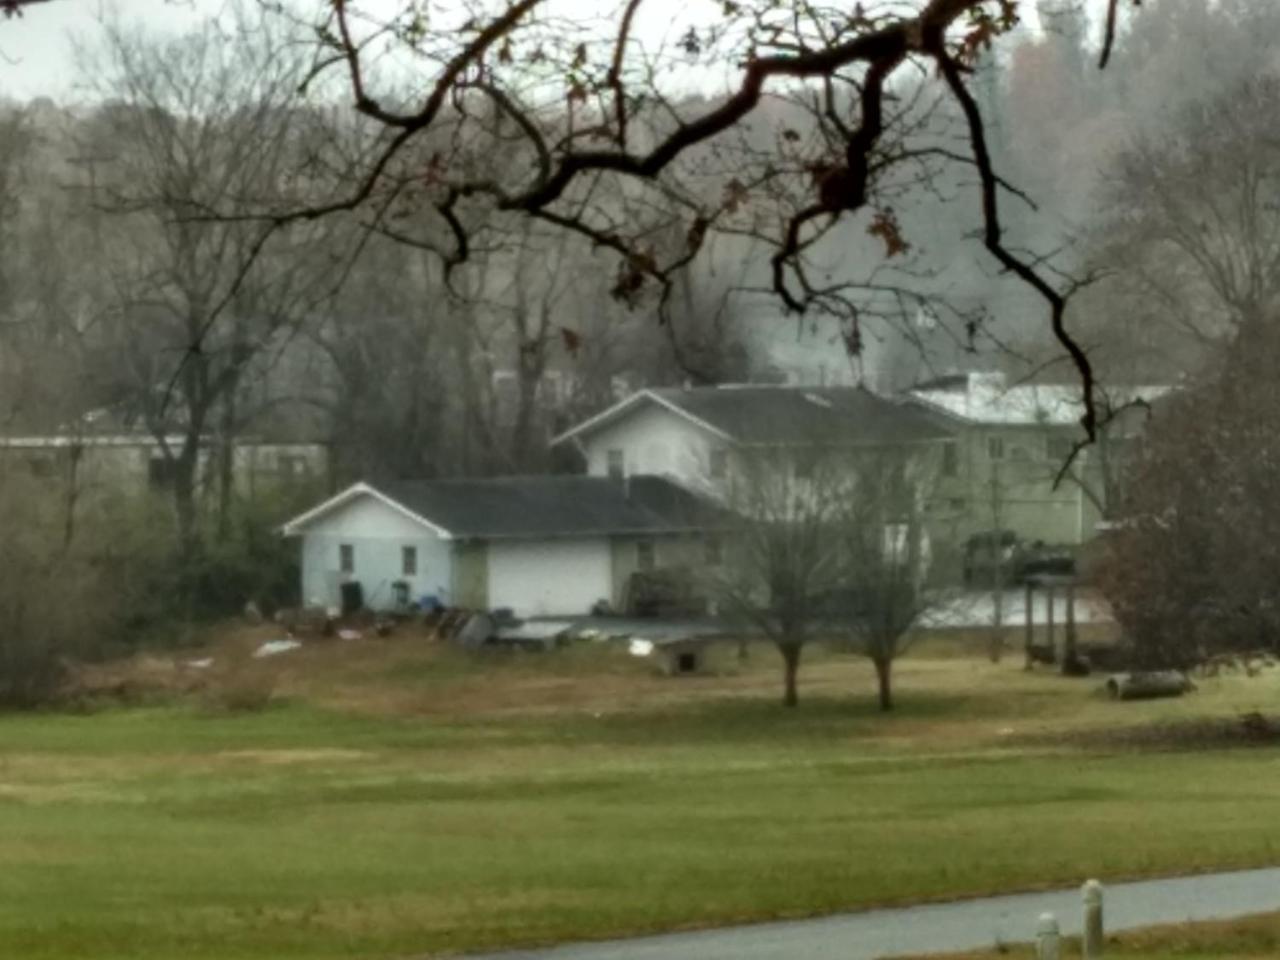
top-left (705, 534), bottom-right (723, 566)
top-left (339, 544), bottom-right (354, 574)
top-left (607, 448), bottom-right (625, 479)
top-left (941, 441), bottom-right (958, 478)
top-left (402, 546), bottom-right (418, 577)
top-left (986, 436), bottom-right (1006, 461)
top-left (709, 447), bottom-right (729, 480)
top-left (636, 539), bottom-right (656, 572)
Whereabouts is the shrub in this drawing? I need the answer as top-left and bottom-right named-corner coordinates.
top-left (1101, 323), bottom-right (1280, 670)
top-left (0, 474), bottom-right (126, 707)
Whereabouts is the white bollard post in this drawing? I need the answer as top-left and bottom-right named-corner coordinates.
top-left (1082, 879), bottom-right (1105, 958)
top-left (1036, 912), bottom-right (1061, 960)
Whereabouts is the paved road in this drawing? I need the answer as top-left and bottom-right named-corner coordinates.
top-left (472, 867), bottom-right (1280, 960)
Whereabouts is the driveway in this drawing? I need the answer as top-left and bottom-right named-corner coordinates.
top-left (469, 867), bottom-right (1280, 960)
top-left (921, 587), bottom-right (1114, 630)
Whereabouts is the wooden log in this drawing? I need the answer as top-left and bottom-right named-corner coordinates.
top-left (1106, 671), bottom-right (1192, 700)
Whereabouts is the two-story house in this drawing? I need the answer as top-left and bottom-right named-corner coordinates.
top-left (553, 384), bottom-right (951, 487)
top-left (552, 384), bottom-right (954, 586)
top-left (906, 372), bottom-right (1168, 547)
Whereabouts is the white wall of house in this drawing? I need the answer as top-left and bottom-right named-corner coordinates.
top-left (487, 538), bottom-right (612, 617)
top-left (298, 495), bottom-right (454, 611)
top-left (580, 401), bottom-right (721, 489)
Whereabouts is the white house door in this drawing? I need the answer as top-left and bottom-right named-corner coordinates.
top-left (487, 538), bottom-right (612, 617)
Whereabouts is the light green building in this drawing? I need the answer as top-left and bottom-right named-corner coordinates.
top-left (907, 373), bottom-right (1166, 548)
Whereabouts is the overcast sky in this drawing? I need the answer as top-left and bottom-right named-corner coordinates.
top-left (0, 0), bottom-right (1106, 103)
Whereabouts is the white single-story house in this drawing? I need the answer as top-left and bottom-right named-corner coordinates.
top-left (281, 475), bottom-right (725, 617)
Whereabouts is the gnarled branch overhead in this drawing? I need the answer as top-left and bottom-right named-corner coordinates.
top-left (250, 0), bottom-right (1142, 437)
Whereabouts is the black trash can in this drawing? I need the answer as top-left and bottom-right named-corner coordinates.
top-left (340, 581), bottom-right (364, 616)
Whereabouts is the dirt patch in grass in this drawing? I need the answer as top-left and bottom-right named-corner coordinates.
top-left (215, 748), bottom-right (373, 765)
top-left (1027, 711), bottom-right (1280, 752)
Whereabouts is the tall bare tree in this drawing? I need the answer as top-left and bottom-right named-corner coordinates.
top-left (1088, 75), bottom-right (1280, 379)
top-left (833, 451), bottom-right (938, 711)
top-left (79, 7), bottom-right (336, 558)
top-left (710, 444), bottom-right (849, 708)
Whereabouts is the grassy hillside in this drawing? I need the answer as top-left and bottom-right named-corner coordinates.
top-left (3, 626), bottom-right (1279, 958)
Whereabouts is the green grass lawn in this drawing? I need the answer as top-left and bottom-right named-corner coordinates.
top-left (7, 639), bottom-right (1280, 960)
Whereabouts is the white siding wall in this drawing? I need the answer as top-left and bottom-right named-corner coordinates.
top-left (299, 496), bottom-right (453, 611)
top-left (582, 402), bottom-right (719, 489)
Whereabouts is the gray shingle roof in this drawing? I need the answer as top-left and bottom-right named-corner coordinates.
top-left (380, 475), bottom-right (725, 539)
top-left (649, 385), bottom-right (951, 445)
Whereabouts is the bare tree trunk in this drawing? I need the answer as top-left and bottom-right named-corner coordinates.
top-left (988, 461), bottom-right (1005, 663)
top-left (216, 393), bottom-right (236, 543)
top-left (173, 457), bottom-right (199, 564)
top-left (780, 643), bottom-right (801, 707)
top-left (874, 657), bottom-right (894, 712)
top-left (60, 444), bottom-right (83, 551)
top-left (511, 354), bottom-right (542, 471)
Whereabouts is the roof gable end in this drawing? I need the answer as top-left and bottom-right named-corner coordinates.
top-left (280, 482), bottom-right (453, 539)
top-left (551, 389), bottom-right (735, 447)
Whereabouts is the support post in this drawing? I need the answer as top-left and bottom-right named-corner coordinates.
top-left (1046, 586), bottom-right (1056, 664)
top-left (1063, 580), bottom-right (1078, 674)
top-left (1036, 912), bottom-right (1061, 960)
top-left (1082, 879), bottom-right (1104, 959)
top-left (1024, 580), bottom-right (1035, 670)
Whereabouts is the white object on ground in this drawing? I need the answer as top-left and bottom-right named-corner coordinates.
top-left (185, 658), bottom-right (214, 669)
top-left (1082, 880), bottom-right (1104, 959)
top-left (252, 639), bottom-right (301, 659)
top-left (629, 638), bottom-right (655, 658)
top-left (921, 589), bottom-right (1115, 629)
top-left (1036, 912), bottom-right (1060, 960)
top-left (338, 629), bottom-right (362, 641)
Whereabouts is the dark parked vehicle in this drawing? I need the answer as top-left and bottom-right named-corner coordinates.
top-left (1020, 541), bottom-right (1077, 581)
top-left (964, 531), bottom-right (1077, 585)
top-left (962, 530), bottom-right (1024, 586)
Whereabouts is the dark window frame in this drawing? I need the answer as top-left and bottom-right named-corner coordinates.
top-left (941, 441), bottom-right (959, 477)
top-left (606, 448), bottom-right (625, 479)
top-left (705, 534), bottom-right (723, 566)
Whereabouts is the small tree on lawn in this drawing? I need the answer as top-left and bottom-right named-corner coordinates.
top-left (710, 445), bottom-right (846, 708)
top-left (834, 451), bottom-right (938, 712)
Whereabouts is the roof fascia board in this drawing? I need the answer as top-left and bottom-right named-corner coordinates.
top-left (280, 482), bottom-right (454, 539)
top-left (551, 389), bottom-right (736, 446)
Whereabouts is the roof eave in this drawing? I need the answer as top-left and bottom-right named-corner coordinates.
top-left (551, 389), bottom-right (736, 447)
top-left (280, 481), bottom-right (455, 539)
